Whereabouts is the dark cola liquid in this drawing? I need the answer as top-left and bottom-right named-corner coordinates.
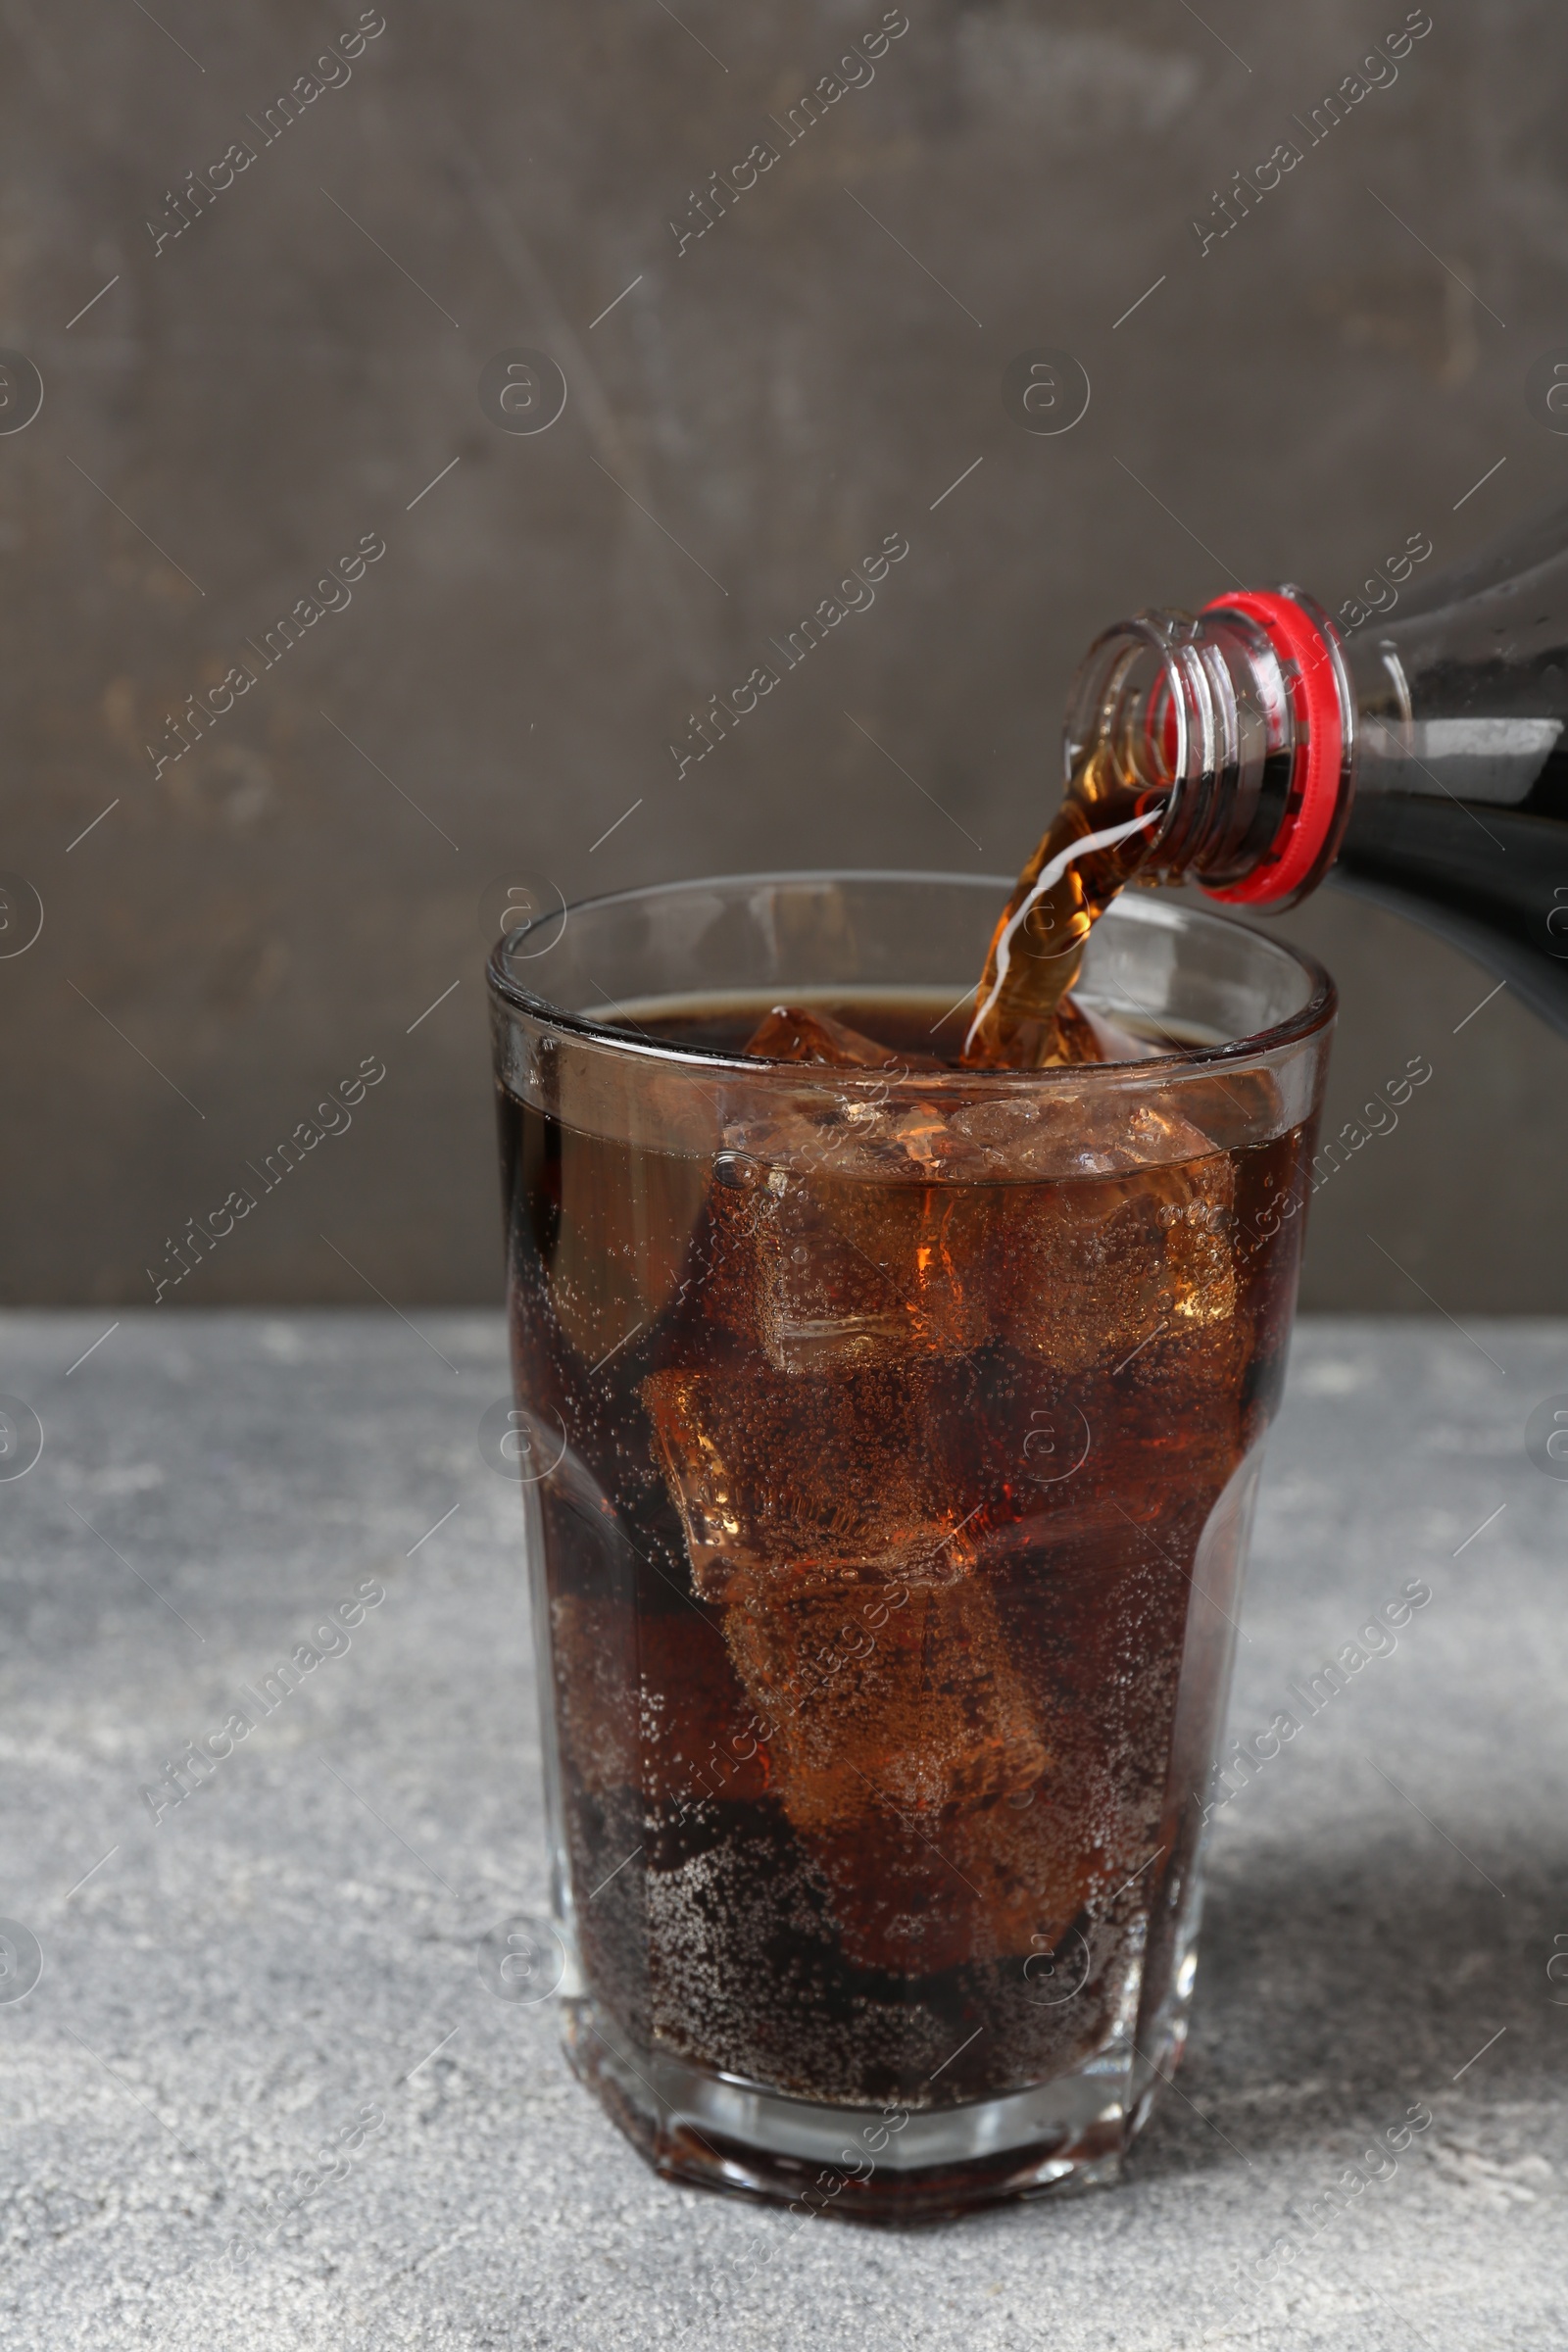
top-left (1333, 754), bottom-right (1568, 1035)
top-left (500, 996), bottom-right (1310, 2112)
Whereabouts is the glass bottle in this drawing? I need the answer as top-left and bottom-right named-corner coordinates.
top-left (1059, 495), bottom-right (1568, 1036)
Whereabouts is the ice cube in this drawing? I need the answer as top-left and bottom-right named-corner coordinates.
top-left (720, 1568), bottom-right (1048, 1826)
top-left (692, 1098), bottom-right (1232, 1378)
top-left (718, 1066), bottom-right (988, 1187)
top-left (637, 1349), bottom-right (1211, 1978)
top-left (712, 1574), bottom-right (1116, 1975)
top-left (640, 1361), bottom-right (981, 1594)
top-left (751, 1170), bottom-right (995, 1373)
top-left (720, 1099), bottom-right (976, 1185)
top-left (984, 1123), bottom-right (1236, 1371)
top-left (946, 1092), bottom-right (1223, 1180)
top-left (744, 1004), bottom-right (942, 1069)
top-left (698, 1554), bottom-right (1093, 1974)
top-left (691, 1080), bottom-right (1007, 1375)
top-left (638, 1349), bottom-right (1097, 1970)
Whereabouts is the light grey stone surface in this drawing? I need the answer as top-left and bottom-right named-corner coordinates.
top-left (0, 1308), bottom-right (1563, 2348)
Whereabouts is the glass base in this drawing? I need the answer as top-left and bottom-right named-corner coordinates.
top-left (564, 2000), bottom-right (1157, 2222)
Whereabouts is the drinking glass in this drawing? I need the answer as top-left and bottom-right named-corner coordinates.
top-left (487, 872), bottom-right (1334, 2218)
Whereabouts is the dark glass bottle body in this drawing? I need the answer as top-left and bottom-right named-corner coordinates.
top-left (1332, 506), bottom-right (1568, 1032)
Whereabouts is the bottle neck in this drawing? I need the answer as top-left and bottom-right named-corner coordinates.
top-left (1065, 588), bottom-right (1356, 908)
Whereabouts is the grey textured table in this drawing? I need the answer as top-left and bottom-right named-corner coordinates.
top-left (1, 1310), bottom-right (1564, 2350)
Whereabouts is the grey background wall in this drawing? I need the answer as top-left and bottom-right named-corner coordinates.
top-left (2, 0), bottom-right (1566, 1311)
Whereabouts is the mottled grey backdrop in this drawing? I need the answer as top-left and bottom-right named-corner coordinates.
top-left (3, 0), bottom-right (1566, 1310)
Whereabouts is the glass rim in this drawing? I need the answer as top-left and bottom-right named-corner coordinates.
top-left (485, 866), bottom-right (1338, 1078)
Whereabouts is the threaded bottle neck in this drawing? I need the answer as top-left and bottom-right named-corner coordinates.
top-left (1064, 589), bottom-right (1355, 908)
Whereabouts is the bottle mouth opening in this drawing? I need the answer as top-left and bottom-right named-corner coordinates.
top-left (1061, 618), bottom-right (1241, 877)
top-left (1064, 623), bottom-right (1187, 803)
